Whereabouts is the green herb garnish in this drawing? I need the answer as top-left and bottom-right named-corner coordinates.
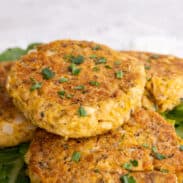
top-left (92, 45), bottom-right (101, 50)
top-left (59, 77), bottom-right (69, 83)
top-left (96, 57), bottom-right (107, 64)
top-left (123, 163), bottom-right (132, 170)
top-left (130, 160), bottom-right (138, 167)
top-left (116, 71), bottom-right (123, 79)
top-left (89, 81), bottom-right (100, 86)
top-left (58, 90), bottom-right (65, 98)
top-left (92, 66), bottom-right (100, 72)
top-left (154, 153), bottom-right (166, 160)
top-left (74, 85), bottom-right (85, 90)
top-left (71, 151), bottom-right (81, 162)
top-left (70, 55), bottom-right (84, 65)
top-left (122, 159), bottom-right (138, 170)
top-left (90, 54), bottom-right (97, 59)
top-left (41, 67), bottom-right (55, 80)
top-left (30, 78), bottom-right (42, 91)
top-left (68, 64), bottom-right (81, 75)
top-left (152, 146), bottom-right (158, 153)
top-left (120, 174), bottom-right (136, 183)
top-left (152, 146), bottom-right (166, 160)
top-left (142, 143), bottom-right (149, 148)
top-left (78, 106), bottom-right (87, 117)
top-left (66, 93), bottom-right (73, 99)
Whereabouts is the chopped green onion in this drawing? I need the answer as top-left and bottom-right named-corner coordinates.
top-left (68, 64), bottom-right (81, 75)
top-left (41, 67), bottom-right (55, 80)
top-left (74, 85), bottom-right (85, 90)
top-left (130, 160), bottom-right (138, 167)
top-left (96, 57), bottom-right (107, 64)
top-left (78, 106), bottom-right (87, 117)
top-left (89, 54), bottom-right (97, 59)
top-left (66, 94), bottom-right (73, 99)
top-left (58, 90), bottom-right (65, 98)
top-left (115, 71), bottom-right (123, 79)
top-left (92, 66), bottom-right (100, 72)
top-left (142, 143), bottom-right (149, 148)
top-left (30, 78), bottom-right (42, 91)
top-left (120, 174), bottom-right (136, 183)
top-left (92, 45), bottom-right (101, 50)
top-left (152, 146), bottom-right (166, 160)
top-left (122, 159), bottom-right (138, 170)
top-left (123, 163), bottom-right (132, 170)
top-left (154, 153), bottom-right (166, 160)
top-left (71, 151), bottom-right (81, 162)
top-left (70, 55), bottom-right (84, 64)
top-left (152, 146), bottom-right (158, 153)
top-left (89, 81), bottom-right (100, 86)
top-left (59, 77), bottom-right (69, 83)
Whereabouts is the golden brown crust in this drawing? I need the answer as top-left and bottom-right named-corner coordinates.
top-left (26, 109), bottom-right (183, 183)
top-left (0, 62), bottom-right (35, 147)
top-left (121, 51), bottom-right (183, 112)
top-left (14, 41), bottom-right (141, 105)
top-left (121, 51), bottom-right (183, 78)
top-left (7, 40), bottom-right (145, 138)
top-left (131, 171), bottom-right (177, 183)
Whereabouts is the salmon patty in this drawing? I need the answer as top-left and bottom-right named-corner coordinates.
top-left (121, 51), bottom-right (183, 112)
top-left (0, 62), bottom-right (35, 147)
top-left (7, 40), bottom-right (145, 138)
top-left (26, 109), bottom-right (183, 183)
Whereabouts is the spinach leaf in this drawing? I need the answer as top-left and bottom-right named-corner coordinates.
top-left (0, 48), bottom-right (26, 61)
top-left (0, 143), bottom-right (30, 183)
top-left (0, 42), bottom-right (42, 62)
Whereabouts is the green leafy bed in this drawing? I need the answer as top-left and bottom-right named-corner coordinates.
top-left (0, 44), bottom-right (183, 182)
top-left (162, 103), bottom-right (183, 139)
top-left (0, 143), bottom-right (30, 183)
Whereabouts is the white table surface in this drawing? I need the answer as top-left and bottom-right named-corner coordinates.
top-left (1, 0), bottom-right (183, 56)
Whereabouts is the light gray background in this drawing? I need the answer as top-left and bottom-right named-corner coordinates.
top-left (1, 0), bottom-right (183, 56)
